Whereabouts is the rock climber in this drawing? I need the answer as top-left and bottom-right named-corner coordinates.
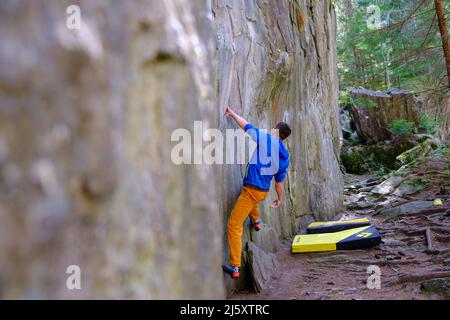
top-left (222, 106), bottom-right (291, 280)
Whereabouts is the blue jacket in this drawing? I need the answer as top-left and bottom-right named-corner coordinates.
top-left (243, 123), bottom-right (290, 191)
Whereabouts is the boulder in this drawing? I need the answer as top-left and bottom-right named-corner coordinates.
top-left (347, 88), bottom-right (420, 144)
top-left (340, 107), bottom-right (359, 141)
top-left (0, 0), bottom-right (224, 299)
top-left (245, 242), bottom-right (279, 293)
top-left (372, 176), bottom-right (404, 195)
top-left (0, 0), bottom-right (344, 298)
top-left (396, 138), bottom-right (440, 165)
top-left (379, 201), bottom-right (434, 218)
top-left (414, 93), bottom-right (450, 140)
top-left (215, 0), bottom-right (344, 292)
top-left (393, 179), bottom-right (428, 197)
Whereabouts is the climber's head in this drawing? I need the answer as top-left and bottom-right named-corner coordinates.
top-left (272, 122), bottom-right (291, 140)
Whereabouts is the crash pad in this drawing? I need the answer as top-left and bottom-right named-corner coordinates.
top-left (306, 218), bottom-right (371, 234)
top-left (292, 226), bottom-right (381, 253)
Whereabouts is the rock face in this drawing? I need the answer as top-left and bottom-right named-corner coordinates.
top-left (414, 93), bottom-right (450, 140)
top-left (0, 0), bottom-right (343, 298)
top-left (348, 88), bottom-right (420, 144)
top-left (214, 0), bottom-right (343, 290)
top-left (379, 201), bottom-right (434, 218)
top-left (0, 0), bottom-right (223, 299)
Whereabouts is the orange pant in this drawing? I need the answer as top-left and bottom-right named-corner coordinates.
top-left (227, 185), bottom-right (268, 267)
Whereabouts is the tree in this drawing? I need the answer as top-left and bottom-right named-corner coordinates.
top-left (336, 0), bottom-right (449, 93)
top-left (434, 0), bottom-right (450, 89)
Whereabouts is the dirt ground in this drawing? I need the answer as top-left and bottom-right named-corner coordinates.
top-left (231, 157), bottom-right (450, 300)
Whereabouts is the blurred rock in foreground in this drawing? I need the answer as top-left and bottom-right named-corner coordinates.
top-left (0, 0), bottom-right (223, 299)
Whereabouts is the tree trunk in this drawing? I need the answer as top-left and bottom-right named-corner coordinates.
top-left (435, 0), bottom-right (450, 89)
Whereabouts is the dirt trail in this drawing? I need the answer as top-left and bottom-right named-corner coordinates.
top-left (231, 157), bottom-right (450, 300)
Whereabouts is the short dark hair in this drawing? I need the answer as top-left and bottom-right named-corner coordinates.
top-left (275, 122), bottom-right (291, 140)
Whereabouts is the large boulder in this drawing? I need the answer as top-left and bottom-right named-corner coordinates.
top-left (379, 201), bottom-right (434, 218)
top-left (215, 0), bottom-right (344, 291)
top-left (244, 241), bottom-right (279, 292)
top-left (0, 0), bottom-right (344, 297)
top-left (347, 88), bottom-right (420, 144)
top-left (0, 0), bottom-right (223, 299)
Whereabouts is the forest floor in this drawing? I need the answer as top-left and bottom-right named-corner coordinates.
top-left (231, 152), bottom-right (450, 300)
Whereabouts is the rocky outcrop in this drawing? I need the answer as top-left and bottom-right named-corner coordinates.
top-left (0, 0), bottom-right (223, 299)
top-left (347, 88), bottom-right (420, 144)
top-left (214, 0), bottom-right (343, 290)
top-left (0, 0), bottom-right (343, 298)
top-left (414, 93), bottom-right (450, 140)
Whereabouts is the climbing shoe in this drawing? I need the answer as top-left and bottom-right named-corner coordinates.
top-left (252, 220), bottom-right (261, 231)
top-left (222, 265), bottom-right (239, 280)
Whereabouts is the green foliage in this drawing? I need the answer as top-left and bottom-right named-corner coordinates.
top-left (419, 112), bottom-right (438, 135)
top-left (341, 144), bottom-right (399, 174)
top-left (409, 177), bottom-right (429, 188)
top-left (336, 0), bottom-right (447, 92)
top-left (339, 90), bottom-right (352, 105)
top-left (352, 97), bottom-right (377, 108)
top-left (388, 120), bottom-right (415, 136)
top-left (339, 90), bottom-right (377, 108)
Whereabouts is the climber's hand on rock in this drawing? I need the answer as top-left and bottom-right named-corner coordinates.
top-left (270, 199), bottom-right (281, 209)
top-left (224, 106), bottom-right (234, 117)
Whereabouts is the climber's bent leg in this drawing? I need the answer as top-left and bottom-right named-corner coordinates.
top-left (249, 204), bottom-right (261, 231)
top-left (227, 187), bottom-right (255, 269)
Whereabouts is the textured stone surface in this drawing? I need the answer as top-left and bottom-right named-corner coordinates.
top-left (214, 0), bottom-right (343, 290)
top-left (348, 88), bottom-right (420, 144)
top-left (0, 0), bottom-right (223, 299)
top-left (414, 93), bottom-right (450, 140)
top-left (379, 201), bottom-right (434, 218)
top-left (0, 0), bottom-right (343, 297)
top-left (245, 241), bottom-right (279, 292)
top-left (371, 176), bottom-right (404, 195)
top-left (393, 181), bottom-right (426, 197)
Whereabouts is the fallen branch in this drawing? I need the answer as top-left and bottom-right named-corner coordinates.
top-left (385, 271), bottom-right (450, 286)
top-left (424, 228), bottom-right (439, 254)
top-left (346, 259), bottom-right (423, 267)
top-left (426, 228), bottom-right (433, 251)
top-left (382, 206), bottom-right (450, 221)
top-left (403, 227), bottom-right (450, 236)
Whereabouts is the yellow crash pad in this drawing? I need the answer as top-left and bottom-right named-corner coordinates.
top-left (292, 225), bottom-right (381, 253)
top-left (306, 218), bottom-right (371, 234)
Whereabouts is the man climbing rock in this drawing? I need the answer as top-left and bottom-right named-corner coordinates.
top-left (222, 106), bottom-right (291, 280)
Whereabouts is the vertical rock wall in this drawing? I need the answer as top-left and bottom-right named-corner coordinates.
top-left (0, 0), bottom-right (223, 299)
top-left (0, 0), bottom-right (343, 298)
top-left (213, 0), bottom-right (343, 290)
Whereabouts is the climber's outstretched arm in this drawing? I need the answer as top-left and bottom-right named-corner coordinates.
top-left (224, 106), bottom-right (249, 129)
top-left (270, 181), bottom-right (284, 208)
